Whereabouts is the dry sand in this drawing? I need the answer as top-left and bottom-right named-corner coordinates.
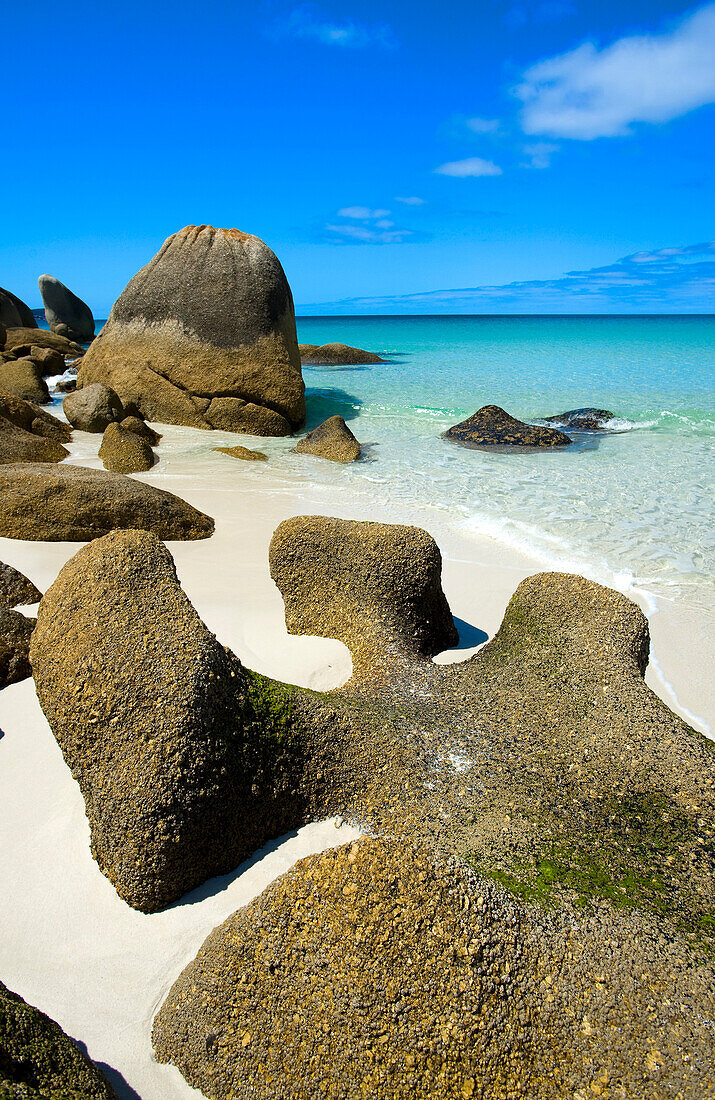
top-left (0, 422), bottom-right (712, 1100)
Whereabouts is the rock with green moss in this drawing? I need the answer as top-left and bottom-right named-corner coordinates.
top-left (0, 980), bottom-right (116, 1098)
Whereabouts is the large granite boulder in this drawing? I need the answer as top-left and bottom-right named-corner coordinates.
top-left (269, 516), bottom-right (458, 672)
top-left (0, 980), bottom-right (116, 1098)
top-left (0, 463), bottom-right (213, 541)
top-left (3, 327), bottom-right (83, 359)
top-left (78, 225), bottom-right (305, 433)
top-left (0, 287), bottom-right (37, 329)
top-left (63, 383), bottom-right (123, 432)
top-left (1, 358), bottom-right (50, 404)
top-left (0, 391), bottom-right (70, 464)
top-left (541, 407), bottom-right (616, 431)
top-left (98, 421), bottom-right (155, 473)
top-left (0, 562), bottom-right (41, 607)
top-left (38, 274), bottom-right (95, 342)
top-left (0, 608), bottom-right (35, 687)
top-left (295, 414), bottom-right (361, 462)
top-left (299, 342), bottom-right (385, 365)
top-left (445, 405), bottom-right (572, 448)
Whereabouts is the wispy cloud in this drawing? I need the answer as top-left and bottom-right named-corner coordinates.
top-left (522, 142), bottom-right (559, 168)
top-left (435, 157), bottom-right (503, 177)
top-left (324, 205), bottom-right (416, 244)
top-left (466, 117), bottom-right (501, 133)
top-left (338, 206), bottom-right (391, 219)
top-left (516, 2), bottom-right (715, 139)
top-left (395, 196), bottom-right (426, 206)
top-left (272, 4), bottom-right (396, 48)
top-left (299, 241), bottom-right (715, 312)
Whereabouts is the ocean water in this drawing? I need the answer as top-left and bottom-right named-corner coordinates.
top-left (287, 316), bottom-right (714, 604)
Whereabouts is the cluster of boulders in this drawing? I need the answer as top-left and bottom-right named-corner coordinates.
top-left (1, 321), bottom-right (85, 406)
top-left (444, 404), bottom-right (617, 449)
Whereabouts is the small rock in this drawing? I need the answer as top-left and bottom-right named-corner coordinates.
top-left (63, 382), bottom-right (123, 432)
top-left (296, 415), bottom-right (361, 463)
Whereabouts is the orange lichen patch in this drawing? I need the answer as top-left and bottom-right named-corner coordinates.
top-left (177, 225), bottom-right (254, 243)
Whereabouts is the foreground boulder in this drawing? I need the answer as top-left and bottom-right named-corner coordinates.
top-left (63, 383), bottom-right (123, 432)
top-left (39, 274), bottom-right (95, 342)
top-left (1, 358), bottom-right (50, 404)
top-left (0, 980), bottom-right (116, 1098)
top-left (78, 225), bottom-right (305, 433)
top-left (295, 414), bottom-right (361, 462)
top-left (3, 327), bottom-right (84, 359)
top-left (445, 405), bottom-right (571, 448)
top-left (299, 342), bottom-right (385, 365)
top-left (99, 421), bottom-right (155, 473)
top-left (0, 463), bottom-right (213, 541)
top-left (0, 390), bottom-right (70, 464)
top-left (541, 407), bottom-right (616, 431)
top-left (0, 562), bottom-right (41, 607)
top-left (0, 287), bottom-right (37, 329)
top-left (0, 608), bottom-right (35, 687)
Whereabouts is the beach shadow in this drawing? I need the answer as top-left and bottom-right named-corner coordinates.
top-left (452, 617), bottom-right (489, 649)
top-left (73, 1044), bottom-right (142, 1100)
top-left (304, 387), bottom-right (363, 429)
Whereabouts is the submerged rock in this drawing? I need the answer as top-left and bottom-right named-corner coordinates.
top-left (295, 414), bottom-right (362, 463)
top-left (0, 390), bottom-right (70, 464)
top-left (0, 463), bottom-right (213, 541)
top-left (99, 421), bottom-right (155, 473)
top-left (0, 358), bottom-right (50, 404)
top-left (214, 445), bottom-right (267, 461)
top-left (0, 562), bottom-right (42, 607)
top-left (63, 383), bottom-right (123, 432)
top-left (0, 287), bottom-right (38, 329)
top-left (445, 405), bottom-right (572, 448)
top-left (299, 342), bottom-right (385, 365)
top-left (541, 407), bottom-right (616, 431)
top-left (39, 274), bottom-right (95, 342)
top-left (0, 979), bottom-right (116, 1098)
top-left (78, 225), bottom-right (305, 433)
top-left (0, 608), bottom-right (35, 687)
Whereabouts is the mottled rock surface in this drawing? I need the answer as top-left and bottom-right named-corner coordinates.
top-left (0, 608), bottom-right (35, 687)
top-left (119, 416), bottom-right (161, 445)
top-left (1, 358), bottom-right (50, 404)
top-left (99, 421), bottom-right (155, 473)
top-left (3, 327), bottom-right (84, 359)
top-left (445, 405), bottom-right (572, 448)
top-left (28, 346), bottom-right (65, 378)
top-left (39, 274), bottom-right (95, 342)
top-left (541, 407), bottom-right (616, 431)
top-left (296, 414), bottom-right (362, 463)
top-left (203, 397), bottom-right (291, 436)
top-left (214, 445), bottom-right (267, 461)
top-left (0, 390), bottom-right (70, 464)
top-left (299, 342), bottom-right (385, 364)
top-left (0, 463), bottom-right (213, 541)
top-left (78, 225), bottom-right (305, 432)
top-left (63, 383), bottom-right (123, 433)
top-left (0, 980), bottom-right (116, 1098)
top-left (0, 562), bottom-right (41, 608)
top-left (0, 287), bottom-right (37, 329)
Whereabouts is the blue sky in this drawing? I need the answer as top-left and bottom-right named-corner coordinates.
top-left (3, 0), bottom-right (714, 313)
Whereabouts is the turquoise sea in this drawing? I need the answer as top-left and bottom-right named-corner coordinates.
top-left (289, 315), bottom-right (714, 603)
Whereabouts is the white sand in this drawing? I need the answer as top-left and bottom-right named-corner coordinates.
top-left (0, 423), bottom-right (712, 1099)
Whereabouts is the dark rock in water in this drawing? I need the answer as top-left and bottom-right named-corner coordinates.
top-left (38, 274), bottom-right (95, 343)
top-left (0, 562), bottom-right (42, 607)
top-left (215, 445), bottom-right (267, 461)
top-left (0, 287), bottom-right (38, 329)
top-left (29, 345), bottom-right (65, 378)
top-left (120, 415), bottom-right (161, 445)
top-left (63, 383), bottom-right (123, 432)
top-left (0, 979), bottom-right (116, 1098)
top-left (445, 405), bottom-right (572, 448)
top-left (295, 414), bottom-right (361, 463)
top-left (203, 396), bottom-right (291, 435)
top-left (78, 224), bottom-right (305, 433)
top-left (0, 463), bottom-right (213, 541)
top-left (0, 358), bottom-right (50, 404)
top-left (269, 516), bottom-right (458, 672)
top-left (0, 607), bottom-right (35, 687)
top-left (3, 327), bottom-right (84, 359)
top-left (299, 342), bottom-right (385, 365)
top-left (99, 421), bottom-right (156, 473)
top-left (541, 407), bottom-right (616, 432)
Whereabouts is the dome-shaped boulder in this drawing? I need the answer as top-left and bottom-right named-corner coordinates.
top-left (78, 225), bottom-right (305, 433)
top-left (38, 274), bottom-right (95, 343)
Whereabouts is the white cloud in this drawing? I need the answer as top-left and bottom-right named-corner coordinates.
top-left (395, 196), bottom-right (425, 205)
top-left (326, 223), bottom-right (412, 244)
top-left (435, 157), bottom-right (503, 177)
top-left (337, 206), bottom-right (391, 219)
top-left (466, 117), bottom-right (500, 133)
top-left (516, 2), bottom-right (715, 139)
top-left (522, 141), bottom-right (559, 167)
top-left (276, 5), bottom-right (396, 49)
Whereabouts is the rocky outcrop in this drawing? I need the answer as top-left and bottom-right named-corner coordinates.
top-left (0, 608), bottom-right (35, 687)
top-left (3, 328), bottom-right (84, 359)
top-left (38, 274), bottom-right (95, 342)
top-left (63, 383), bottom-right (123, 432)
top-left (0, 562), bottom-right (41, 607)
top-left (0, 980), bottom-right (116, 1098)
top-left (445, 405), bottom-right (572, 448)
top-left (541, 407), bottom-right (616, 431)
top-left (1, 359), bottom-right (50, 404)
top-left (99, 421), bottom-right (155, 473)
top-left (269, 516), bottom-right (458, 672)
top-left (27, 346), bottom-right (65, 378)
top-left (0, 287), bottom-right (38, 329)
top-left (78, 225), bottom-right (305, 433)
top-left (0, 463), bottom-right (213, 541)
top-left (295, 415), bottom-right (362, 462)
top-left (0, 390), bottom-right (70, 464)
top-left (214, 445), bottom-right (267, 461)
top-left (0, 390), bottom-right (71, 441)
top-left (299, 342), bottom-right (385, 365)
top-left (119, 416), bottom-right (161, 445)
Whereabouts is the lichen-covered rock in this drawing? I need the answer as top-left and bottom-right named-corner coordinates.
top-left (0, 463), bottom-right (213, 541)
top-left (63, 383), bottom-right (123, 433)
top-left (202, 396), bottom-right (292, 435)
top-left (541, 407), bottom-right (616, 431)
top-left (1, 358), bottom-right (50, 404)
top-left (38, 274), bottom-right (95, 342)
top-left (295, 415), bottom-right (361, 463)
top-left (0, 390), bottom-right (70, 464)
top-left (0, 287), bottom-right (38, 329)
top-left (0, 980), bottom-right (116, 1098)
top-left (0, 608), bottom-right (35, 687)
top-left (269, 516), bottom-right (458, 672)
top-left (445, 405), bottom-right (572, 448)
top-left (119, 416), bottom-right (161, 445)
top-left (3, 327), bottom-right (83, 359)
top-left (214, 445), bottom-right (267, 461)
top-left (78, 225), bottom-right (305, 433)
top-left (0, 562), bottom-right (41, 608)
top-left (98, 422), bottom-right (155, 473)
top-left (299, 342), bottom-right (385, 364)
